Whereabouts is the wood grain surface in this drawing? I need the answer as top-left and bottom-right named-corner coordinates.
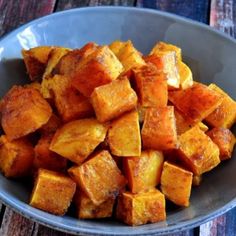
top-left (0, 0), bottom-right (236, 235)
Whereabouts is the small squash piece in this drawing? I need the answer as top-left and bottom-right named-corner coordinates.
top-left (68, 150), bottom-right (126, 205)
top-left (50, 119), bottom-right (108, 165)
top-left (179, 62), bottom-right (193, 89)
top-left (141, 106), bottom-right (178, 150)
top-left (206, 128), bottom-right (236, 160)
top-left (192, 175), bottom-right (202, 186)
top-left (116, 189), bottom-right (166, 226)
top-left (123, 150), bottom-right (164, 193)
top-left (108, 110), bottom-right (141, 157)
top-left (160, 162), bottom-right (193, 207)
top-left (30, 169), bottom-right (76, 215)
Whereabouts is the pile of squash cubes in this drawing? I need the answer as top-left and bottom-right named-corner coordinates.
top-left (0, 40), bottom-right (235, 226)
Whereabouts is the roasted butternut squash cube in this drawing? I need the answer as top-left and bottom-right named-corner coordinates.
top-left (41, 47), bottom-right (71, 99)
top-left (49, 75), bottom-right (93, 122)
top-left (109, 40), bottom-right (145, 72)
top-left (50, 119), bottom-right (108, 164)
top-left (192, 175), bottom-right (202, 186)
top-left (161, 162), bottom-right (193, 207)
top-left (39, 113), bottom-right (62, 136)
top-left (207, 128), bottom-right (236, 160)
top-left (74, 190), bottom-right (115, 219)
top-left (150, 41), bottom-right (182, 63)
top-left (108, 110), bottom-right (141, 157)
top-left (1, 86), bottom-right (52, 140)
top-left (0, 135), bottom-right (34, 178)
top-left (141, 106), bottom-right (178, 150)
top-left (68, 150), bottom-right (126, 205)
top-left (30, 169), bottom-right (76, 215)
top-left (91, 78), bottom-right (137, 122)
top-left (174, 109), bottom-right (208, 135)
top-left (34, 135), bottom-right (67, 172)
top-left (54, 43), bottom-right (98, 76)
top-left (116, 189), bottom-right (166, 226)
top-left (123, 150), bottom-right (164, 193)
top-left (179, 62), bottom-right (193, 89)
top-left (169, 82), bottom-right (223, 124)
top-left (149, 50), bottom-right (180, 89)
top-left (205, 83), bottom-right (236, 129)
top-left (178, 126), bottom-right (220, 175)
top-left (22, 46), bottom-right (53, 81)
top-left (71, 45), bottom-right (123, 97)
top-left (133, 64), bottom-right (168, 107)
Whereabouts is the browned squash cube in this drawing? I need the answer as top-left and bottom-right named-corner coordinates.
top-left (1, 86), bottom-right (52, 140)
top-left (160, 162), bottom-right (193, 207)
top-left (150, 41), bottom-right (182, 63)
top-left (207, 128), bottom-right (236, 160)
top-left (141, 106), bottom-right (178, 150)
top-left (74, 190), bottom-right (115, 219)
top-left (116, 189), bottom-right (166, 226)
top-left (68, 150), bottom-right (126, 205)
top-left (108, 110), bottom-right (141, 156)
top-left (132, 64), bottom-right (168, 107)
top-left (54, 43), bottom-right (98, 76)
top-left (39, 113), bottom-right (62, 136)
top-left (91, 78), bottom-right (137, 122)
top-left (0, 135), bottom-right (34, 178)
top-left (50, 119), bottom-right (108, 164)
top-left (30, 169), bottom-right (76, 215)
top-left (22, 46), bottom-right (54, 81)
top-left (71, 45), bottom-right (123, 97)
top-left (169, 82), bottom-right (223, 124)
top-left (49, 74), bottom-right (93, 122)
top-left (34, 135), bottom-right (67, 172)
top-left (178, 126), bottom-right (220, 175)
top-left (149, 50), bottom-right (180, 89)
top-left (205, 83), bottom-right (236, 129)
top-left (192, 175), bottom-right (202, 186)
top-left (123, 150), bottom-right (164, 193)
top-left (179, 62), bottom-right (193, 89)
top-left (109, 40), bottom-right (145, 72)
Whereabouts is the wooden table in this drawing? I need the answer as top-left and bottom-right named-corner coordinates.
top-left (0, 0), bottom-right (236, 235)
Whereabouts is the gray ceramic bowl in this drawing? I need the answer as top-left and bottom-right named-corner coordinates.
top-left (0, 6), bottom-right (236, 236)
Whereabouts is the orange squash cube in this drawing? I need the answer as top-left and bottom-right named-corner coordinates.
top-left (178, 126), bottom-right (220, 175)
top-left (109, 40), bottom-right (145, 72)
top-left (68, 150), bottom-right (126, 205)
top-left (71, 45), bottom-right (123, 97)
top-left (74, 190), bottom-right (115, 219)
top-left (22, 46), bottom-right (54, 81)
top-left (50, 119), bottom-right (108, 164)
top-left (30, 169), bottom-right (76, 215)
top-left (108, 110), bottom-right (141, 157)
top-left (207, 128), bottom-right (236, 160)
top-left (49, 75), bottom-right (94, 122)
top-left (34, 135), bottom-right (67, 172)
top-left (116, 189), bottom-right (166, 226)
top-left (179, 62), bottom-right (193, 89)
top-left (91, 78), bottom-right (137, 122)
top-left (141, 106), bottom-right (178, 150)
top-left (123, 150), bottom-right (164, 193)
top-left (1, 86), bottom-right (52, 140)
top-left (205, 83), bottom-right (236, 129)
top-left (161, 162), bottom-right (193, 207)
top-left (0, 135), bottom-right (34, 178)
top-left (169, 82), bottom-right (223, 124)
top-left (132, 64), bottom-right (168, 107)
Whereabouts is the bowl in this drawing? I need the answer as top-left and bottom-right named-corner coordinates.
top-left (0, 6), bottom-right (236, 236)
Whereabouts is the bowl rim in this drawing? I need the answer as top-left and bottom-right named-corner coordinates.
top-left (1, 6), bottom-right (236, 235)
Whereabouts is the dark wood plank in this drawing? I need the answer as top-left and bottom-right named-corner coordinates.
top-left (56, 0), bottom-right (135, 11)
top-left (0, 0), bottom-right (56, 37)
top-left (33, 224), bottom-right (73, 236)
top-left (136, 0), bottom-right (211, 24)
top-left (0, 208), bottom-right (35, 236)
top-left (210, 0), bottom-right (236, 38)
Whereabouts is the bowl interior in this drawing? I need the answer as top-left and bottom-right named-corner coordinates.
top-left (0, 7), bottom-right (236, 235)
